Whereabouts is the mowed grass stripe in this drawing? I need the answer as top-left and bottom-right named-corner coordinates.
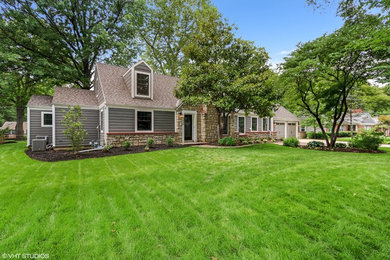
top-left (0, 142), bottom-right (390, 259)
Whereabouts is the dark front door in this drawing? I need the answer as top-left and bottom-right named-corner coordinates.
top-left (184, 114), bottom-right (193, 141)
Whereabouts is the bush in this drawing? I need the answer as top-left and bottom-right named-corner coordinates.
top-left (166, 137), bottom-right (174, 147)
top-left (123, 140), bottom-right (131, 150)
top-left (307, 131), bottom-right (328, 139)
top-left (62, 106), bottom-right (87, 152)
top-left (337, 131), bottom-right (352, 137)
top-left (254, 137), bottom-right (260, 143)
top-left (147, 138), bottom-right (155, 147)
top-left (238, 137), bottom-right (246, 144)
top-left (247, 138), bottom-right (253, 144)
top-left (307, 141), bottom-right (324, 148)
top-left (219, 137), bottom-right (236, 146)
top-left (262, 138), bottom-right (268, 143)
top-left (350, 134), bottom-right (382, 151)
top-left (103, 145), bottom-right (112, 153)
top-left (283, 137), bottom-right (299, 147)
top-left (144, 145), bottom-right (150, 152)
top-left (335, 142), bottom-right (347, 148)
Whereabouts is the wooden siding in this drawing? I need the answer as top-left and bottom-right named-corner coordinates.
top-left (108, 108), bottom-right (135, 132)
top-left (100, 109), bottom-right (104, 145)
top-left (55, 108), bottom-right (99, 147)
top-left (154, 111), bottom-right (175, 132)
top-left (134, 62), bottom-right (151, 73)
top-left (29, 109), bottom-right (53, 144)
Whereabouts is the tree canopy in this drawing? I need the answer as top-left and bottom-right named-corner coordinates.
top-left (176, 10), bottom-right (279, 138)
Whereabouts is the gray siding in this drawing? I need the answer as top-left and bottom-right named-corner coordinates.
top-left (29, 109), bottom-right (53, 144)
top-left (123, 70), bottom-right (132, 93)
top-left (55, 108), bottom-right (99, 147)
top-left (108, 108), bottom-right (135, 132)
top-left (100, 109), bottom-right (105, 145)
top-left (154, 111), bottom-right (175, 132)
top-left (134, 62), bottom-right (152, 73)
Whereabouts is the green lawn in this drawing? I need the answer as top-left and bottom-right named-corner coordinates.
top-left (1, 142), bottom-right (390, 259)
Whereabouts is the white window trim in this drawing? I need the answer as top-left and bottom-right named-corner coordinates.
top-left (237, 116), bottom-right (246, 134)
top-left (250, 116), bottom-right (258, 131)
top-left (134, 71), bottom-right (152, 99)
top-left (135, 109), bottom-right (154, 132)
top-left (41, 112), bottom-right (53, 127)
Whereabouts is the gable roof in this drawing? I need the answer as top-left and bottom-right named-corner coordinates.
top-left (273, 106), bottom-right (300, 122)
top-left (343, 112), bottom-right (377, 125)
top-left (96, 63), bottom-right (179, 109)
top-left (1, 121), bottom-right (27, 131)
top-left (27, 95), bottom-right (53, 107)
top-left (52, 87), bottom-right (98, 107)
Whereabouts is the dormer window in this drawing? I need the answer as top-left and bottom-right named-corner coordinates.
top-left (135, 72), bottom-right (150, 98)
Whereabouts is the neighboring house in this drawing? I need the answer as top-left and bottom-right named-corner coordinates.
top-left (27, 61), bottom-right (297, 147)
top-left (341, 111), bottom-right (378, 132)
top-left (272, 106), bottom-right (300, 139)
top-left (1, 121), bottom-right (27, 139)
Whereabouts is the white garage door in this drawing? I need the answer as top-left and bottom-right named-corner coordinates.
top-left (287, 123), bottom-right (296, 138)
top-left (275, 122), bottom-right (285, 139)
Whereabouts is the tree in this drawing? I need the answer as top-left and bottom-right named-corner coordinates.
top-left (0, 0), bottom-right (143, 89)
top-left (282, 21), bottom-right (385, 147)
top-left (0, 34), bottom-right (56, 140)
top-left (62, 106), bottom-right (87, 152)
top-left (136, 0), bottom-right (212, 76)
top-left (175, 11), bottom-right (279, 139)
top-left (354, 84), bottom-right (390, 114)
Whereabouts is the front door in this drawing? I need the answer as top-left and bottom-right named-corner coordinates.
top-left (184, 114), bottom-right (193, 141)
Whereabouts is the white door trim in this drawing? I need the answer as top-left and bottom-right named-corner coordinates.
top-left (181, 110), bottom-right (197, 142)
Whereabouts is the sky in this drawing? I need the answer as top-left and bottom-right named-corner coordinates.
top-left (211, 0), bottom-right (344, 67)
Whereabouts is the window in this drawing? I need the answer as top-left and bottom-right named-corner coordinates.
top-left (137, 111), bottom-right (152, 131)
top-left (262, 118), bottom-right (268, 131)
top-left (347, 125), bottom-right (357, 131)
top-left (41, 112), bottom-right (52, 127)
top-left (251, 117), bottom-right (258, 131)
top-left (222, 116), bottom-right (229, 135)
top-left (136, 73), bottom-right (150, 97)
top-left (238, 116), bottom-right (245, 133)
top-left (300, 126), bottom-right (306, 132)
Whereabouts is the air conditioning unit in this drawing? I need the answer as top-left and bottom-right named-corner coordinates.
top-left (35, 136), bottom-right (49, 145)
top-left (32, 139), bottom-right (46, 152)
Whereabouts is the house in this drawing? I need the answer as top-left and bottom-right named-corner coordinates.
top-left (27, 61), bottom-right (299, 147)
top-left (341, 110), bottom-right (378, 132)
top-left (272, 106), bottom-right (300, 139)
top-left (1, 121), bottom-right (27, 139)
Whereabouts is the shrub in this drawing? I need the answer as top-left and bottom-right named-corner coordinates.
top-left (283, 137), bottom-right (299, 147)
top-left (242, 140), bottom-right (248, 145)
top-left (62, 106), bottom-right (87, 152)
top-left (144, 145), bottom-right (150, 152)
top-left (262, 138), bottom-right (268, 143)
top-left (122, 140), bottom-right (131, 150)
top-left (307, 141), bottom-right (324, 148)
top-left (271, 138), bottom-right (276, 143)
top-left (337, 131), bottom-right (352, 137)
top-left (0, 128), bottom-right (9, 144)
top-left (147, 138), bottom-right (155, 147)
top-left (335, 142), bottom-right (347, 148)
top-left (350, 134), bottom-right (382, 151)
top-left (307, 131), bottom-right (328, 139)
top-left (238, 137), bottom-right (246, 144)
top-left (254, 137), bottom-right (260, 143)
top-left (247, 138), bottom-right (253, 144)
top-left (219, 137), bottom-right (236, 146)
top-left (166, 137), bottom-right (174, 147)
top-left (103, 145), bottom-right (112, 153)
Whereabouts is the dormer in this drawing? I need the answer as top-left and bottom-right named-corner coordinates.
top-left (123, 61), bottom-right (153, 100)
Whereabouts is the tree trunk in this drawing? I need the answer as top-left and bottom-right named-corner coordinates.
top-left (15, 106), bottom-right (25, 140)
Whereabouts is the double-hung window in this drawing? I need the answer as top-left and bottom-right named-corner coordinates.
top-left (41, 112), bottom-right (52, 127)
top-left (136, 73), bottom-right (150, 97)
top-left (251, 117), bottom-right (258, 131)
top-left (137, 111), bottom-right (152, 131)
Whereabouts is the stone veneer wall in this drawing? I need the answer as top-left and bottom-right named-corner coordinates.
top-left (107, 132), bottom-right (179, 147)
top-left (234, 131), bottom-right (277, 139)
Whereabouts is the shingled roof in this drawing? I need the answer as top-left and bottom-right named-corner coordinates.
top-left (343, 112), bottom-right (377, 125)
top-left (96, 63), bottom-right (179, 109)
top-left (52, 87), bottom-right (98, 107)
top-left (27, 95), bottom-right (53, 107)
top-left (273, 106), bottom-right (300, 122)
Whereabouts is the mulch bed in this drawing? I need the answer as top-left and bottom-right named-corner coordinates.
top-left (25, 144), bottom-right (191, 162)
top-left (300, 145), bottom-right (386, 154)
